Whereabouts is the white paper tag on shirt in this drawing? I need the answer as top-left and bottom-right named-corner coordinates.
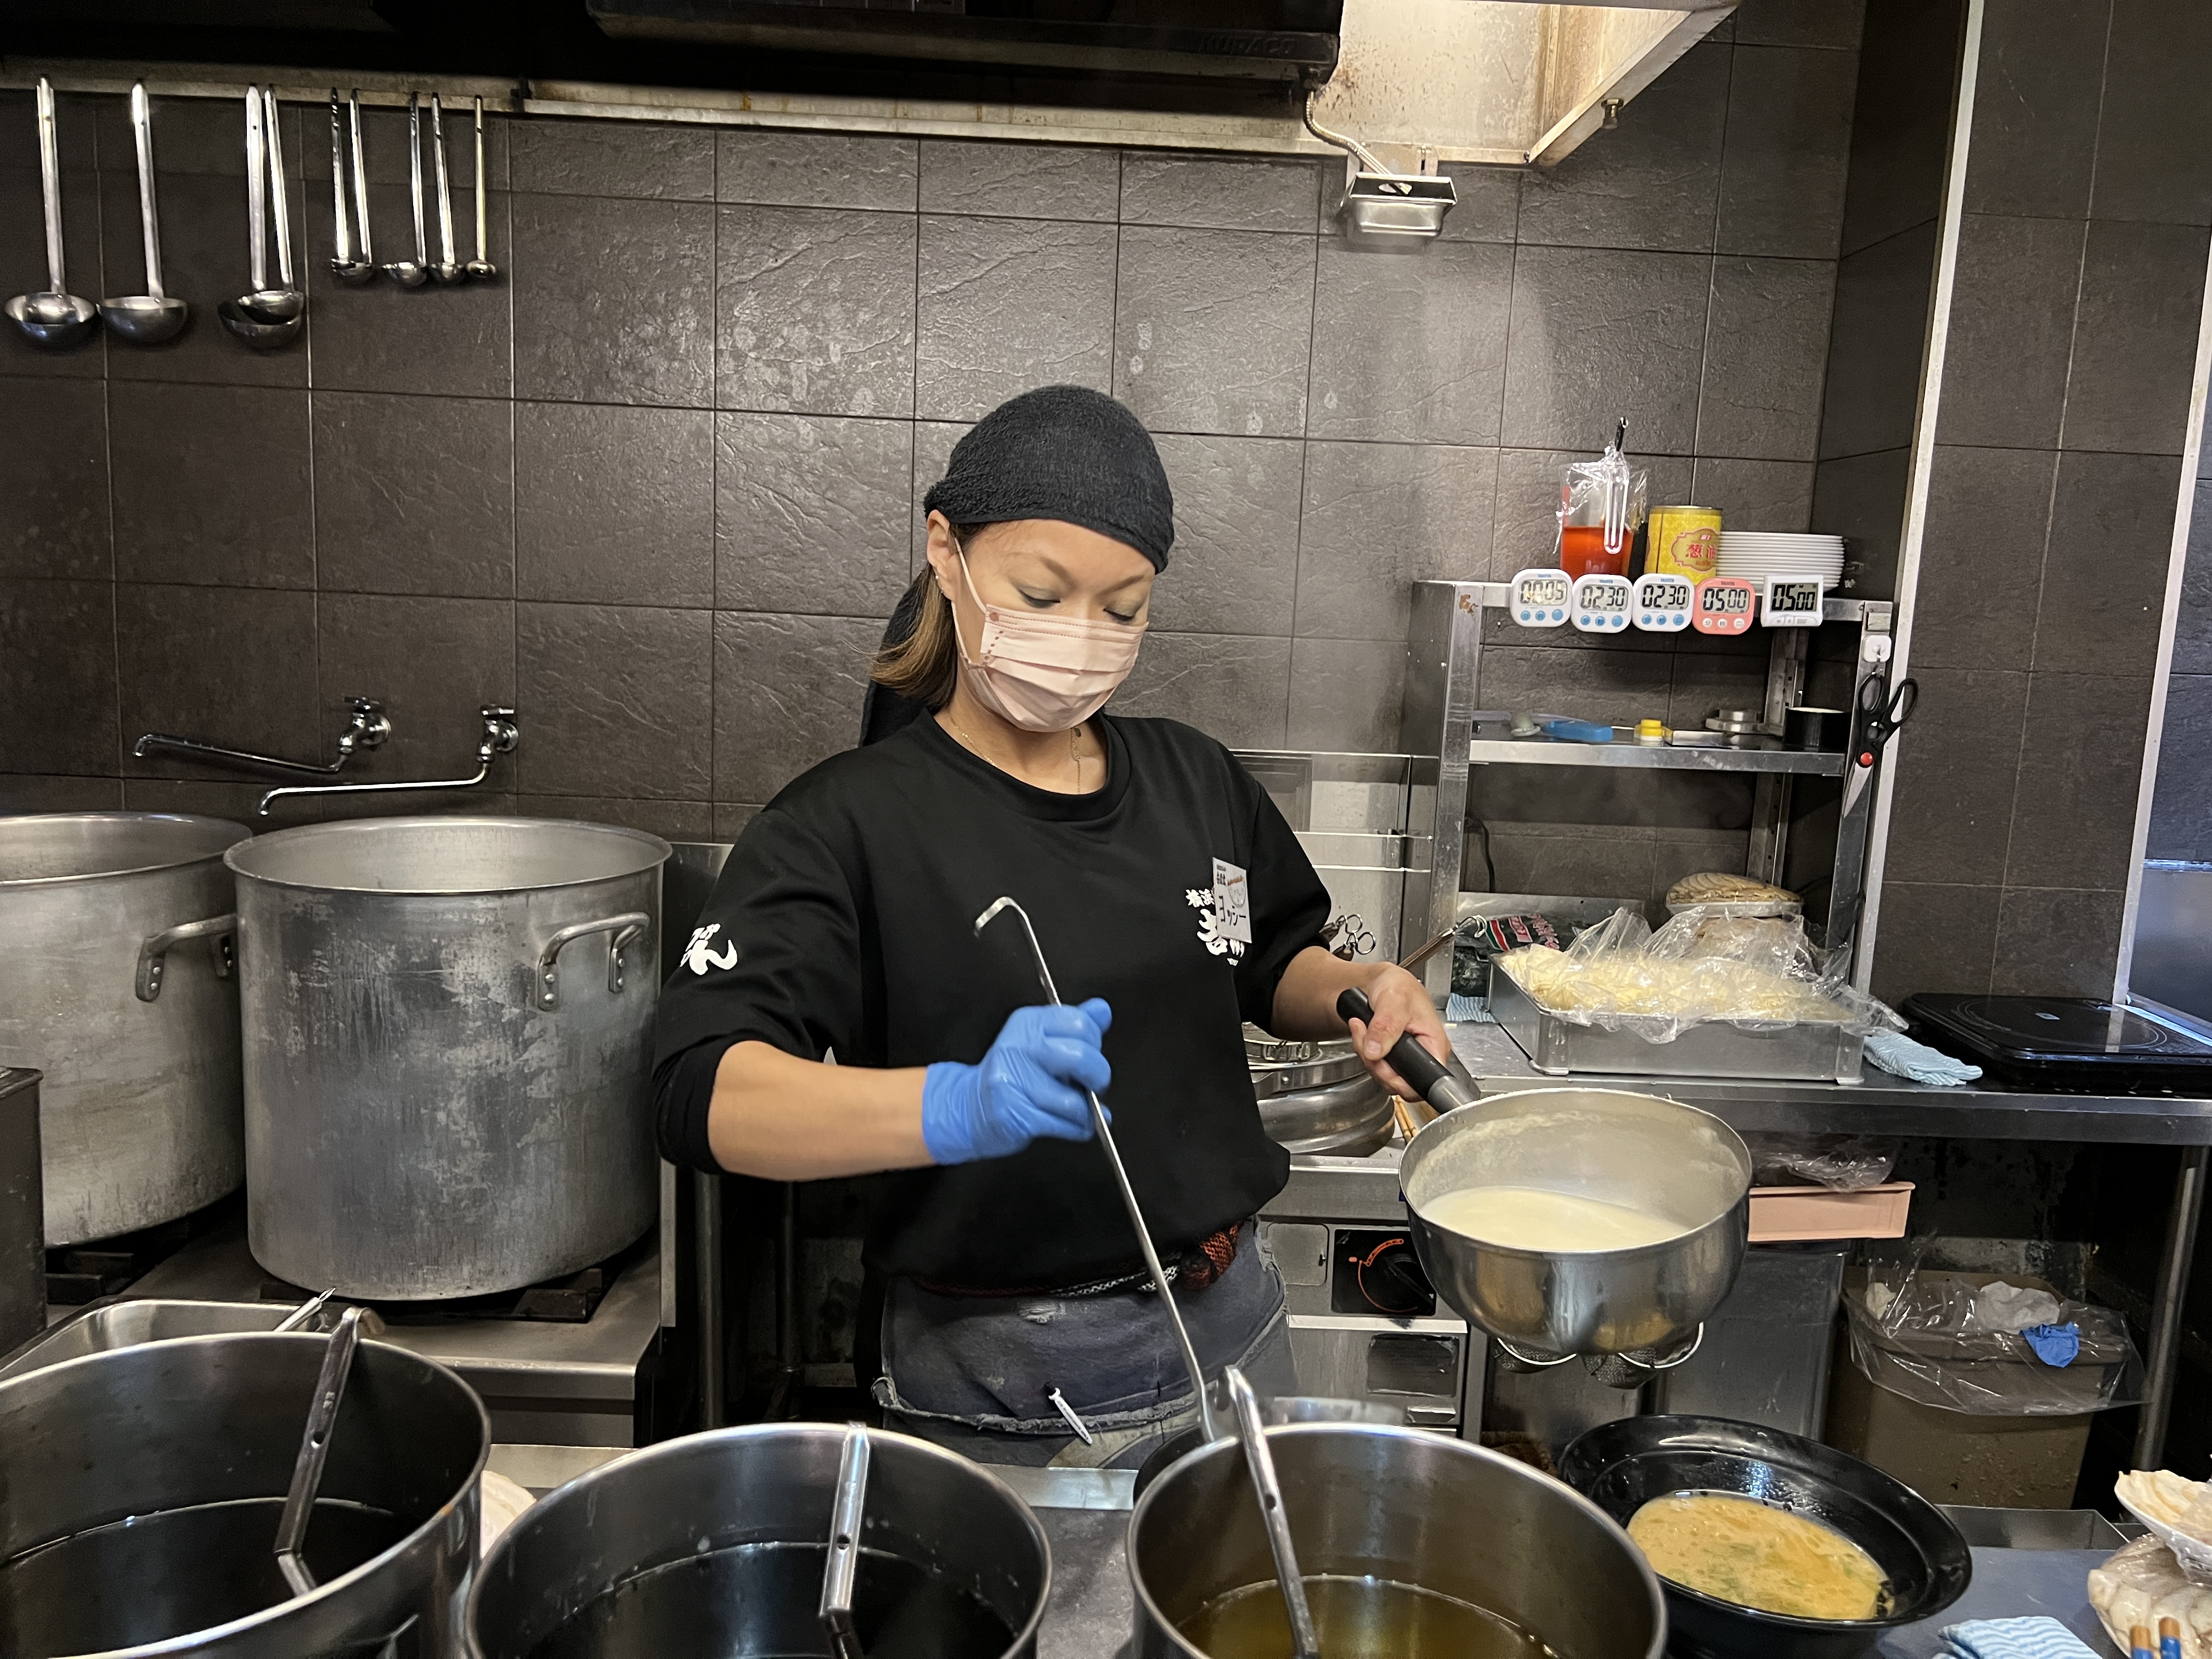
top-left (1211, 859), bottom-right (1252, 945)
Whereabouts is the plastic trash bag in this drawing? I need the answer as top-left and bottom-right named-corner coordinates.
top-left (1747, 1132), bottom-right (1898, 1191)
top-left (1842, 1268), bottom-right (2144, 1416)
top-left (1493, 905), bottom-right (1905, 1045)
top-left (2089, 1534), bottom-right (2212, 1649)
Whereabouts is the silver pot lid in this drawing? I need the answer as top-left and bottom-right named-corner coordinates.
top-left (1244, 1023), bottom-right (1367, 1094)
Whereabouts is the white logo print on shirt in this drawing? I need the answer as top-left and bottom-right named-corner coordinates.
top-left (1185, 888), bottom-right (1247, 961)
top-left (681, 923), bottom-right (740, 975)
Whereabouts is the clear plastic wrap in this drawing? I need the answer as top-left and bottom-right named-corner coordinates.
top-left (1746, 1132), bottom-right (1898, 1191)
top-left (1491, 905), bottom-right (1905, 1046)
top-left (1556, 428), bottom-right (1649, 578)
top-left (2089, 1534), bottom-right (2212, 1651)
top-left (1841, 1268), bottom-right (2145, 1417)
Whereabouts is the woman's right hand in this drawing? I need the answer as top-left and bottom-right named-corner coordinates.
top-left (920, 1000), bottom-right (1113, 1165)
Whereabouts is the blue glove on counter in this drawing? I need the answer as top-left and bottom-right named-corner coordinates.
top-left (1865, 1028), bottom-right (1984, 1086)
top-left (921, 1000), bottom-right (1113, 1165)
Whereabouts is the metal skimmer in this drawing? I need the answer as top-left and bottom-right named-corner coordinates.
top-left (975, 895), bottom-right (1221, 1444)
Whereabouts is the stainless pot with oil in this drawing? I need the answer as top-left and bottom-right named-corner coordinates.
top-left (465, 1423), bottom-right (1048, 1659)
top-left (1130, 1422), bottom-right (1666, 1658)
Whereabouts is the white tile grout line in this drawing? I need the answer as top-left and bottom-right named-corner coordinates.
top-left (2113, 236), bottom-right (2212, 1004)
top-left (1852, 0), bottom-right (1986, 996)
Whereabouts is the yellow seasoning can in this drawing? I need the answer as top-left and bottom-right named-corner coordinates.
top-left (1649, 504), bottom-right (1723, 579)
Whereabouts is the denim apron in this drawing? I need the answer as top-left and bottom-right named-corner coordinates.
top-left (872, 1221), bottom-right (1297, 1469)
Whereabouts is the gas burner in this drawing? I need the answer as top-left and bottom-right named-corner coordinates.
top-left (257, 1259), bottom-right (624, 1325)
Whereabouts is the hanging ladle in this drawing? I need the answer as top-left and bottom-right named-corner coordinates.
top-left (6, 78), bottom-right (98, 348)
top-left (219, 88), bottom-right (302, 348)
top-left (427, 93), bottom-right (464, 284)
top-left (1226, 1364), bottom-right (1323, 1659)
top-left (382, 93), bottom-right (429, 288)
top-left (99, 83), bottom-right (188, 345)
top-left (274, 1304), bottom-right (366, 1597)
top-left (975, 896), bottom-right (1221, 1444)
top-left (465, 96), bottom-right (498, 281)
top-left (326, 90), bottom-right (372, 284)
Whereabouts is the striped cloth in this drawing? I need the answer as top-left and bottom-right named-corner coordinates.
top-left (1942, 1617), bottom-right (2105, 1659)
top-left (1444, 993), bottom-right (1494, 1024)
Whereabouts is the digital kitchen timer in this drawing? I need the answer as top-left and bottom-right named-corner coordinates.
top-left (1632, 573), bottom-right (1693, 631)
top-left (1692, 577), bottom-right (1759, 636)
top-left (1761, 575), bottom-right (1826, 628)
top-left (1571, 573), bottom-right (1634, 632)
top-left (1511, 568), bottom-right (1572, 628)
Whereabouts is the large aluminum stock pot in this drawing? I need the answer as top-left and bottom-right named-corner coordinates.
top-left (0, 812), bottom-right (250, 1245)
top-left (1400, 1086), bottom-right (1752, 1358)
top-left (1130, 1422), bottom-right (1666, 1658)
top-left (227, 816), bottom-right (668, 1300)
top-left (0, 1330), bottom-right (488, 1658)
top-left (467, 1424), bottom-right (1049, 1658)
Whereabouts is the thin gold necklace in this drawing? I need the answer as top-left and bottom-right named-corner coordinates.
top-left (945, 712), bottom-right (1089, 791)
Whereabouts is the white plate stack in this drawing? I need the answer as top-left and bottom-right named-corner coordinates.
top-left (1716, 532), bottom-right (1846, 585)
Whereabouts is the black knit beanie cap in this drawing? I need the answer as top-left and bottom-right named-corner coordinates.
top-left (922, 385), bottom-right (1175, 570)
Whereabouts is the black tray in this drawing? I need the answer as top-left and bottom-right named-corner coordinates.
top-left (1902, 994), bottom-right (2212, 1091)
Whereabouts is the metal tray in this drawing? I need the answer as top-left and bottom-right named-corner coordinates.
top-left (0, 1297), bottom-right (292, 1384)
top-left (1489, 964), bottom-right (1865, 1084)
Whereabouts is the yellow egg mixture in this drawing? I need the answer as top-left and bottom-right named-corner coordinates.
top-left (1628, 1493), bottom-right (1888, 1621)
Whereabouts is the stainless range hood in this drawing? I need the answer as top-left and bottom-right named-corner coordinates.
top-left (586, 0), bottom-right (1346, 87)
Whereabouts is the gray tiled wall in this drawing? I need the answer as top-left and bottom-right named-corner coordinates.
top-left (2, 1), bottom-right (1863, 905)
top-left (1867, 0), bottom-right (2212, 1005)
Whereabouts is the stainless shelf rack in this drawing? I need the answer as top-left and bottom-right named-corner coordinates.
top-left (1400, 582), bottom-right (1898, 999)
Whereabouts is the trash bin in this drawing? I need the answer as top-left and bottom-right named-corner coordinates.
top-left (1825, 1269), bottom-right (2144, 1509)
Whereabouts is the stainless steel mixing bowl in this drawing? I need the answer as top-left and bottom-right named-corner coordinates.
top-left (1399, 1086), bottom-right (1752, 1356)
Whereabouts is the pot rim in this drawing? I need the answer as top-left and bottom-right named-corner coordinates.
top-left (1126, 1421), bottom-right (1668, 1659)
top-left (225, 815), bottom-right (672, 896)
top-left (1, 1331), bottom-right (491, 1659)
top-left (1400, 1085), bottom-right (1754, 1261)
top-left (0, 812), bottom-right (251, 889)
top-left (464, 1421), bottom-right (1052, 1659)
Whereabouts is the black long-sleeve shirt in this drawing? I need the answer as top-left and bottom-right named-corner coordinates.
top-left (652, 713), bottom-right (1330, 1290)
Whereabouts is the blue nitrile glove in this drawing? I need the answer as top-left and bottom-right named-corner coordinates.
top-left (921, 1000), bottom-right (1113, 1165)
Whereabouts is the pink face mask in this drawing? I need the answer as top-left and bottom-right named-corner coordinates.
top-left (948, 548), bottom-right (1146, 732)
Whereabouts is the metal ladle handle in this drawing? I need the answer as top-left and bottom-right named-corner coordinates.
top-left (1227, 1366), bottom-right (1321, 1659)
top-left (328, 92), bottom-right (352, 267)
top-left (275, 1304), bottom-right (365, 1596)
top-left (348, 91), bottom-right (373, 264)
top-left (243, 87), bottom-right (268, 294)
top-left (35, 78), bottom-right (65, 293)
top-left (262, 88), bottom-right (294, 289)
top-left (131, 84), bottom-right (164, 298)
top-left (817, 1423), bottom-right (870, 1659)
top-left (407, 94), bottom-right (426, 263)
top-left (975, 896), bottom-right (1220, 1444)
top-left (431, 93), bottom-right (456, 268)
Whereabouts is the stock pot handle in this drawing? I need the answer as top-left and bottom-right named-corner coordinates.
top-left (536, 911), bottom-right (651, 1010)
top-left (135, 913), bottom-right (238, 1002)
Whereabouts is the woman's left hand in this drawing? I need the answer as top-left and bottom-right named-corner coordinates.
top-left (1344, 963), bottom-right (1453, 1101)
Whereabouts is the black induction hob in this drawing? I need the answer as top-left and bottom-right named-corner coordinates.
top-left (1903, 994), bottom-right (2212, 1091)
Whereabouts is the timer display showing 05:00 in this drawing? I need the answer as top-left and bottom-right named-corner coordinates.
top-left (1692, 578), bottom-right (1758, 635)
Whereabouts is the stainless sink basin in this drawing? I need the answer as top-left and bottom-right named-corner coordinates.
top-left (0, 1298), bottom-right (291, 1383)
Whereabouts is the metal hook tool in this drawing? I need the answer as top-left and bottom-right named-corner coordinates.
top-left (1227, 1364), bottom-right (1321, 1659)
top-left (974, 895), bottom-right (1221, 1444)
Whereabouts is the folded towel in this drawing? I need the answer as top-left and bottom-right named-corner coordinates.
top-left (1942, 1615), bottom-right (2105, 1659)
top-left (1444, 992), bottom-right (1494, 1024)
top-left (1866, 1028), bottom-right (1984, 1086)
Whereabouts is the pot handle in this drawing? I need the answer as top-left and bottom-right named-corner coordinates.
top-left (536, 911), bottom-right (651, 1010)
top-left (136, 913), bottom-right (238, 1003)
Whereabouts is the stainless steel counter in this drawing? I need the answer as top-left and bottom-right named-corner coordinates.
top-left (1279, 1023), bottom-right (2211, 1470)
top-left (1449, 1021), bottom-right (2212, 1144)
